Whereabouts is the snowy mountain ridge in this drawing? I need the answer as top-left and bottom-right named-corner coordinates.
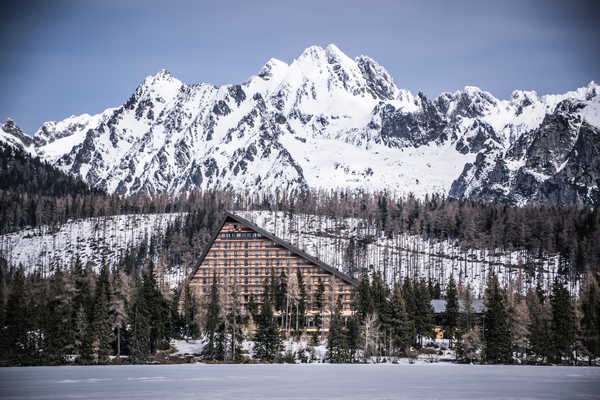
top-left (2, 44), bottom-right (599, 205)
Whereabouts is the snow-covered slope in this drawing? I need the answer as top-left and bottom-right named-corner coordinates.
top-left (238, 210), bottom-right (568, 297)
top-left (0, 213), bottom-right (183, 281)
top-left (4, 44), bottom-right (599, 205)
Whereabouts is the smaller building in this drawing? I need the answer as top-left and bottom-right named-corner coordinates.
top-left (431, 299), bottom-right (486, 339)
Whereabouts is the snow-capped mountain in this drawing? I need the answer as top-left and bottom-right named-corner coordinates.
top-left (2, 44), bottom-right (599, 205)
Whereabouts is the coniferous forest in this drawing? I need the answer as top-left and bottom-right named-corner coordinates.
top-left (1, 143), bottom-right (599, 366)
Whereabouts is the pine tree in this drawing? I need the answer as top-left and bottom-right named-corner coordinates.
top-left (444, 274), bottom-right (459, 346)
top-left (550, 278), bottom-right (576, 364)
top-left (483, 272), bottom-right (511, 363)
top-left (327, 298), bottom-right (347, 363)
top-left (580, 273), bottom-right (600, 365)
top-left (203, 271), bottom-right (221, 360)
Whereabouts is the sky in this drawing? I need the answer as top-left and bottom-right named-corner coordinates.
top-left (1, 0), bottom-right (599, 134)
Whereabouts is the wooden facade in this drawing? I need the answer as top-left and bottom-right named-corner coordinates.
top-left (189, 212), bottom-right (357, 329)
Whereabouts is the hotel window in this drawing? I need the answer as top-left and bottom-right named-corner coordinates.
top-left (224, 242), bottom-right (229, 248)
top-left (255, 268), bottom-right (260, 275)
top-left (244, 269), bottom-right (248, 275)
top-left (202, 288), bottom-right (206, 293)
top-left (265, 251), bottom-right (270, 257)
top-left (233, 260), bottom-right (238, 266)
top-left (224, 260), bottom-right (229, 266)
top-left (266, 259), bottom-right (271, 266)
top-left (244, 260), bottom-right (248, 266)
top-left (204, 260), bottom-right (209, 265)
top-left (202, 278), bottom-right (207, 284)
top-left (203, 269), bottom-right (208, 275)
top-left (338, 285), bottom-right (343, 291)
top-left (244, 242), bottom-right (249, 248)
top-left (244, 278), bottom-right (248, 284)
top-left (244, 251), bottom-right (248, 257)
top-left (214, 243), bottom-right (219, 248)
top-left (244, 286), bottom-right (248, 293)
top-left (224, 251), bottom-right (228, 257)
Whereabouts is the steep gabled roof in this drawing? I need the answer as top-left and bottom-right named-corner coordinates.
top-left (189, 211), bottom-right (358, 287)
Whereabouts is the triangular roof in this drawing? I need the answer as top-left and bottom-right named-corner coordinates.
top-left (189, 211), bottom-right (358, 287)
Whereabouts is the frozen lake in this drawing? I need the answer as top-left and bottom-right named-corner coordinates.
top-left (1, 363), bottom-right (599, 400)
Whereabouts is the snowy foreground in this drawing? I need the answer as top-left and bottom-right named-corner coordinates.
top-left (1, 364), bottom-right (599, 400)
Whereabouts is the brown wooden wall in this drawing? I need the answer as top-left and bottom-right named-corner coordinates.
top-left (189, 221), bottom-right (353, 316)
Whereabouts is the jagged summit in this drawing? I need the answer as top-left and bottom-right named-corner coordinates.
top-left (4, 44), bottom-right (598, 206)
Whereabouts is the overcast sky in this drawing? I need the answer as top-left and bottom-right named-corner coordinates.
top-left (1, 0), bottom-right (598, 134)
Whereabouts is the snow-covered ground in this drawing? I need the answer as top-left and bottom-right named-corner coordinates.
top-left (239, 210), bottom-right (568, 296)
top-left (0, 213), bottom-right (183, 275)
top-left (2, 363), bottom-right (599, 400)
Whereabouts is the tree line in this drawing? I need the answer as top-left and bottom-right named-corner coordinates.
top-left (1, 253), bottom-right (598, 365)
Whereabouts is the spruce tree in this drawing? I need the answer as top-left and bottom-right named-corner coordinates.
top-left (183, 283), bottom-right (199, 339)
top-left (414, 279), bottom-right (434, 346)
top-left (254, 278), bottom-right (281, 361)
top-left (444, 274), bottom-right (459, 346)
top-left (276, 269), bottom-right (287, 314)
top-left (4, 268), bottom-right (30, 365)
top-left (458, 284), bottom-right (475, 334)
top-left (550, 278), bottom-right (576, 364)
top-left (327, 298), bottom-right (347, 363)
top-left (402, 277), bottom-right (417, 345)
top-left (142, 260), bottom-right (170, 354)
top-left (483, 272), bottom-right (511, 363)
top-left (226, 283), bottom-right (243, 361)
top-left (346, 315), bottom-right (361, 362)
top-left (91, 261), bottom-right (113, 363)
top-left (128, 277), bottom-right (150, 363)
top-left (313, 280), bottom-right (325, 342)
top-left (388, 283), bottom-right (411, 355)
top-left (580, 273), bottom-right (600, 365)
top-left (203, 271), bottom-right (221, 360)
top-left (354, 272), bottom-right (374, 322)
top-left (527, 281), bottom-right (551, 363)
top-left (45, 266), bottom-right (74, 364)
top-left (293, 268), bottom-right (307, 331)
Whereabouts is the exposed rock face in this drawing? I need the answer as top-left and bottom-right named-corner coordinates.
top-left (1, 44), bottom-right (599, 206)
top-left (450, 98), bottom-right (600, 206)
